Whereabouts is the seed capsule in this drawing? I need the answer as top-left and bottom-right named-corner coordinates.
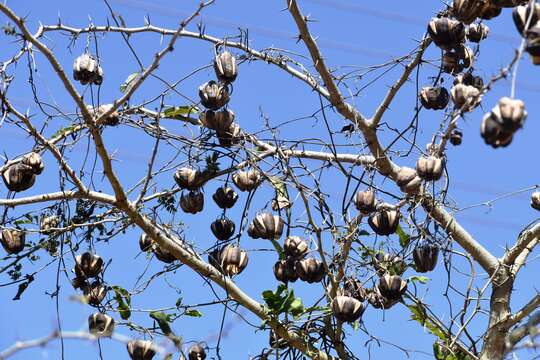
top-left (214, 51), bottom-right (238, 83)
top-left (73, 53), bottom-right (103, 86)
top-left (154, 245), bottom-right (176, 264)
top-left (296, 258), bottom-right (325, 283)
top-left (525, 29), bottom-right (540, 65)
top-left (22, 152), bottom-right (44, 175)
top-left (269, 331), bottom-right (288, 349)
top-left (332, 295), bottom-right (365, 323)
top-left (283, 236), bottom-right (309, 259)
top-left (212, 186), bottom-right (238, 209)
top-left (75, 252), bottom-right (104, 279)
top-left (449, 129), bottom-right (463, 146)
top-left (354, 190), bottom-right (377, 215)
top-left (453, 72), bottom-right (484, 90)
top-left (531, 192), bottom-right (540, 211)
top-left (396, 167), bottom-right (422, 195)
top-left (88, 313), bottom-right (115, 337)
top-left (373, 253), bottom-right (407, 276)
top-left (367, 286), bottom-right (399, 310)
top-left (40, 215), bottom-right (60, 234)
top-left (368, 207), bottom-right (400, 236)
top-left (452, 0), bottom-right (485, 24)
top-left (174, 167), bottom-right (204, 191)
top-left (2, 163), bottom-right (36, 192)
top-left (413, 242), bottom-right (439, 273)
top-left (82, 281), bottom-right (107, 306)
top-left (232, 169), bottom-right (262, 192)
top-left (199, 81), bottom-right (230, 110)
top-left (378, 274), bottom-right (407, 301)
top-left (343, 277), bottom-right (367, 302)
top-left (466, 23), bottom-right (489, 43)
top-left (216, 121), bottom-right (241, 147)
top-left (199, 109), bottom-right (235, 131)
top-left (513, 3), bottom-right (540, 34)
top-left (210, 217), bottom-right (236, 241)
top-left (451, 83), bottom-right (481, 111)
top-left (419, 86), bottom-right (449, 110)
top-left (248, 212), bottom-right (284, 240)
top-left (273, 259), bottom-right (299, 283)
top-left (180, 191), bottom-right (204, 214)
top-left (493, 97), bottom-right (527, 132)
top-left (139, 233), bottom-right (154, 252)
top-left (127, 340), bottom-right (156, 360)
top-left (87, 104), bottom-right (120, 126)
top-left (218, 244), bottom-right (249, 276)
top-left (0, 229), bottom-right (25, 254)
top-left (188, 344), bottom-right (207, 360)
top-left (416, 155), bottom-right (444, 181)
top-left (427, 18), bottom-right (465, 49)
top-left (480, 2), bottom-right (502, 20)
top-left (481, 114), bottom-right (514, 148)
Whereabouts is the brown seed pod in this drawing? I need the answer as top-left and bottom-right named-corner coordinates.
top-left (442, 46), bottom-right (474, 74)
top-left (493, 97), bottom-right (527, 132)
top-left (531, 192), bottom-right (540, 211)
top-left (210, 217), bottom-right (236, 241)
top-left (354, 190), bottom-right (377, 215)
top-left (127, 340), bottom-right (156, 360)
top-left (526, 28), bottom-right (540, 65)
top-left (139, 233), bottom-right (154, 252)
top-left (467, 23), bottom-right (489, 43)
top-left (218, 244), bottom-right (249, 276)
top-left (154, 245), bottom-right (176, 264)
top-left (22, 152), bottom-right (44, 175)
top-left (73, 54), bottom-right (103, 85)
top-left (232, 169), bottom-right (262, 192)
top-left (199, 109), bottom-right (235, 131)
top-left (248, 212), bottom-right (284, 240)
top-left (199, 81), bottom-right (230, 110)
top-left (82, 281), bottom-right (107, 306)
top-left (368, 207), bottom-right (400, 236)
top-left (413, 242), bottom-right (440, 273)
top-left (367, 286), bottom-right (399, 310)
top-left (214, 51), bottom-right (238, 83)
top-left (296, 258), bottom-right (325, 283)
top-left (480, 114), bottom-right (514, 148)
top-left (273, 259), bottom-right (299, 283)
top-left (396, 167), bottom-right (422, 195)
top-left (451, 83), bottom-right (481, 111)
top-left (2, 163), bottom-right (36, 192)
top-left (453, 72), bottom-right (484, 90)
top-left (513, 3), bottom-right (540, 35)
top-left (75, 252), bottom-right (104, 279)
top-left (343, 277), bottom-right (367, 302)
top-left (212, 186), bottom-right (238, 209)
top-left (0, 229), bottom-right (25, 254)
top-left (88, 312), bottom-right (115, 337)
top-left (378, 274), bottom-right (408, 301)
top-left (449, 129), bottom-right (463, 146)
top-left (188, 344), bottom-right (207, 360)
top-left (180, 191), bottom-right (204, 214)
top-left (40, 215), bottom-right (60, 234)
top-left (86, 104), bottom-right (120, 126)
top-left (480, 2), bottom-right (502, 20)
top-left (373, 253), bottom-right (407, 276)
top-left (493, 0), bottom-right (528, 6)
top-left (416, 155), bottom-right (444, 181)
top-left (331, 295), bottom-right (365, 323)
top-left (216, 121), bottom-right (241, 147)
top-left (427, 18), bottom-right (465, 49)
top-left (174, 167), bottom-right (204, 191)
top-left (419, 86), bottom-right (449, 110)
top-left (283, 236), bottom-right (309, 259)
top-left (452, 0), bottom-right (484, 24)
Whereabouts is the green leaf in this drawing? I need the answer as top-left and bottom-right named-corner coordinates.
top-left (150, 311), bottom-right (173, 335)
top-left (51, 125), bottom-right (76, 139)
top-left (407, 304), bottom-right (446, 340)
top-left (262, 285), bottom-right (304, 317)
top-left (112, 286), bottom-right (131, 320)
top-left (120, 72), bottom-right (140, 93)
top-left (409, 275), bottom-right (430, 284)
top-left (396, 224), bottom-right (411, 247)
top-left (289, 297), bottom-right (304, 318)
top-left (184, 309), bottom-right (203, 317)
top-left (269, 176), bottom-right (291, 211)
top-left (162, 105), bottom-right (199, 119)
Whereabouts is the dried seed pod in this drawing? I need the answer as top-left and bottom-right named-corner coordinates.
top-left (219, 244), bottom-right (249, 276)
top-left (296, 258), bottom-right (325, 283)
top-left (283, 236), bottom-right (309, 259)
top-left (427, 18), bottom-right (465, 49)
top-left (210, 217), bottom-right (236, 241)
top-left (199, 81), bottom-right (230, 110)
top-left (413, 242), bottom-right (440, 273)
top-left (525, 28), bottom-right (540, 65)
top-left (0, 229), bottom-right (25, 254)
top-left (82, 281), bottom-right (107, 306)
top-left (212, 186), bottom-right (238, 209)
top-left (367, 286), bottom-right (399, 310)
top-left (467, 23), bottom-right (489, 43)
top-left (378, 274), bottom-right (407, 301)
top-left (453, 0), bottom-right (485, 24)
top-left (396, 167), bottom-right (422, 195)
top-left (442, 46), bottom-right (474, 74)
top-left (493, 0), bottom-right (528, 6)
top-left (40, 215), bottom-right (60, 234)
top-left (232, 169), bottom-right (262, 192)
top-left (354, 190), bottom-right (377, 214)
top-left (216, 121), bottom-right (241, 147)
top-left (343, 277), bottom-right (367, 302)
top-left (87, 104), bottom-right (120, 126)
top-left (373, 253), bottom-right (407, 276)
top-left (419, 86), bottom-right (449, 110)
top-left (513, 3), bottom-right (540, 34)
top-left (449, 129), bottom-right (463, 146)
top-left (188, 344), bottom-right (207, 360)
top-left (75, 252), bottom-right (104, 279)
top-left (451, 83), bottom-right (481, 111)
top-left (416, 155), bottom-right (444, 181)
top-left (332, 295), bottom-right (365, 323)
top-left (493, 97), bottom-right (527, 132)
top-left (139, 233), bottom-right (154, 252)
top-left (207, 247), bottom-right (221, 270)
top-left (88, 312), bottom-right (115, 337)
top-left (174, 167), bottom-right (204, 191)
top-left (480, 114), bottom-right (514, 148)
top-left (214, 51), bottom-right (238, 83)
top-left (154, 245), bottom-right (176, 264)
top-left (531, 192), bottom-right (540, 211)
top-left (453, 72), bottom-right (484, 90)
top-left (199, 109), bottom-right (235, 131)
top-left (2, 163), bottom-right (36, 192)
top-left (22, 152), bottom-right (44, 175)
top-left (248, 212), bottom-right (284, 240)
top-left (273, 259), bottom-right (299, 283)
top-left (127, 340), bottom-right (156, 360)
top-left (480, 2), bottom-right (502, 20)
top-left (73, 54), bottom-right (103, 85)
top-left (368, 207), bottom-right (400, 236)
top-left (180, 191), bottom-right (204, 214)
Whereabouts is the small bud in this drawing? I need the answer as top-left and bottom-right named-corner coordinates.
top-left (449, 129), bottom-right (463, 146)
top-left (531, 192), bottom-right (540, 211)
top-left (188, 344), bottom-right (207, 360)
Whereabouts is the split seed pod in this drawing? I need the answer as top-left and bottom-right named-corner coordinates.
top-left (493, 97), bottom-right (527, 132)
top-left (453, 72), bottom-right (484, 90)
top-left (378, 274), bottom-right (408, 301)
top-left (296, 258), bottom-right (325, 283)
top-left (139, 233), bottom-right (154, 252)
top-left (75, 252), bottom-right (104, 279)
top-left (218, 244), bottom-right (249, 276)
top-left (374, 253), bottom-right (407, 276)
top-left (416, 155), bottom-right (444, 181)
top-left (493, 0), bottom-right (528, 6)
top-left (0, 229), bottom-right (25, 254)
top-left (332, 295), bottom-right (365, 323)
top-left (413, 242), bottom-right (440, 273)
top-left (82, 281), bottom-right (107, 306)
top-left (2, 163), bottom-right (36, 192)
top-left (513, 3), bottom-right (540, 35)
top-left (214, 51), bottom-right (238, 83)
top-left (210, 217), bottom-right (236, 241)
top-left (531, 192), bottom-right (540, 211)
top-left (180, 191), bottom-right (204, 214)
top-left (467, 23), bottom-right (489, 43)
top-left (367, 286), bottom-right (399, 310)
top-left (22, 152), bottom-right (44, 175)
top-left (481, 114), bottom-right (514, 148)
top-left (154, 245), bottom-right (176, 264)
top-left (451, 83), bottom-right (481, 111)
top-left (188, 344), bottom-right (207, 360)
top-left (232, 169), bottom-right (262, 192)
top-left (480, 2), bottom-right (502, 20)
top-left (442, 46), bottom-right (474, 74)
top-left (273, 259), bottom-right (299, 283)
top-left (248, 212), bottom-right (284, 240)
top-left (419, 86), bottom-right (449, 110)
top-left (88, 313), bottom-right (115, 337)
top-left (212, 186), bottom-right (238, 209)
top-left (40, 215), bottom-right (60, 234)
top-left (427, 18), bottom-right (466, 49)
top-left (73, 54), bottom-right (103, 85)
top-left (283, 236), bottom-right (309, 259)
top-left (354, 190), bottom-right (377, 214)
top-left (216, 121), bottom-right (241, 147)
top-left (525, 28), bottom-right (540, 65)
top-left (199, 81), bottom-right (230, 110)
top-left (343, 277), bottom-right (367, 302)
top-left (452, 0), bottom-right (485, 24)
top-left (396, 167), bottom-right (422, 195)
top-left (87, 104), bottom-right (120, 126)
top-left (174, 167), bottom-right (204, 191)
top-left (368, 207), bottom-right (400, 236)
top-left (127, 340), bottom-right (156, 360)
top-left (199, 109), bottom-right (235, 131)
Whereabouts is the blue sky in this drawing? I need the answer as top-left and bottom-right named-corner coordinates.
top-left (0, 0), bottom-right (539, 359)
